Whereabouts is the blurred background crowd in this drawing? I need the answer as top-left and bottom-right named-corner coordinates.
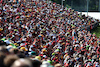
top-left (0, 0), bottom-right (100, 67)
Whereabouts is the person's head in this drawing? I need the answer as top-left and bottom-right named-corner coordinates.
top-left (17, 51), bottom-right (26, 58)
top-left (31, 59), bottom-right (42, 67)
top-left (9, 48), bottom-right (19, 54)
top-left (0, 46), bottom-right (9, 54)
top-left (0, 40), bottom-right (7, 46)
top-left (0, 52), bottom-right (6, 67)
top-left (4, 55), bottom-right (19, 67)
top-left (11, 58), bottom-right (33, 67)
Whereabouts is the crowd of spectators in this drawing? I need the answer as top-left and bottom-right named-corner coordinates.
top-left (0, 0), bottom-right (100, 67)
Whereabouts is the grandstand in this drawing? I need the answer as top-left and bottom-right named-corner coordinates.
top-left (0, 0), bottom-right (100, 67)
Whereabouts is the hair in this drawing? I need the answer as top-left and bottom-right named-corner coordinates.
top-left (0, 40), bottom-right (7, 46)
top-left (9, 48), bottom-right (19, 54)
top-left (0, 52), bottom-right (6, 67)
top-left (0, 46), bottom-right (9, 54)
top-left (31, 59), bottom-right (42, 67)
top-left (17, 53), bottom-right (26, 58)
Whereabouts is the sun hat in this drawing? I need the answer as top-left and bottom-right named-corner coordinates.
top-left (35, 56), bottom-right (41, 61)
top-left (20, 47), bottom-right (27, 51)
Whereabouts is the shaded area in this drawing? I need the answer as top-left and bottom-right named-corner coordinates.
top-left (91, 25), bottom-right (100, 38)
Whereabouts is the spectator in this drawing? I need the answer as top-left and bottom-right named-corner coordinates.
top-left (0, 0), bottom-right (99, 67)
top-left (4, 55), bottom-right (19, 67)
top-left (0, 52), bottom-right (6, 67)
top-left (11, 58), bottom-right (33, 67)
